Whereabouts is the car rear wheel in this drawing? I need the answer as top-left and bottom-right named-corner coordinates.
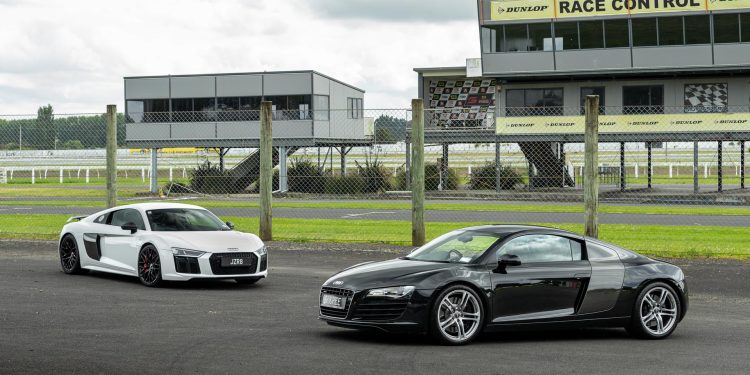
top-left (59, 234), bottom-right (86, 274)
top-left (628, 282), bottom-right (681, 339)
top-left (138, 245), bottom-right (162, 287)
top-left (430, 285), bottom-right (484, 345)
top-left (235, 277), bottom-right (261, 285)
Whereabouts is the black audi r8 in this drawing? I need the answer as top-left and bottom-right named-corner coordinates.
top-left (319, 225), bottom-right (688, 345)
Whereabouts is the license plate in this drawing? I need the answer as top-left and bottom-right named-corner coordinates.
top-left (321, 294), bottom-right (346, 309)
top-left (221, 257), bottom-right (246, 267)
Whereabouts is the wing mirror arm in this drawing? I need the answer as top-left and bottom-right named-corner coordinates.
top-left (494, 254), bottom-right (521, 273)
top-left (121, 223), bottom-right (138, 234)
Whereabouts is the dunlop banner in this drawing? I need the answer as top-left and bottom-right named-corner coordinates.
top-left (489, 0), bottom-right (750, 21)
top-left (496, 113), bottom-right (750, 135)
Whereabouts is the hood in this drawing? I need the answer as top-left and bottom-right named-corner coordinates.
top-left (324, 258), bottom-right (455, 290)
top-left (153, 231), bottom-right (263, 253)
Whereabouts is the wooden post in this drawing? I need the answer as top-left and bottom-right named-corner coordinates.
top-left (106, 105), bottom-right (117, 207)
top-left (741, 141), bottom-right (746, 189)
top-left (693, 141), bottom-right (699, 193)
top-left (259, 101), bottom-right (273, 241)
top-left (584, 95), bottom-right (599, 239)
top-left (718, 141), bottom-right (723, 192)
top-left (411, 99), bottom-right (425, 246)
top-left (647, 141), bottom-right (653, 189)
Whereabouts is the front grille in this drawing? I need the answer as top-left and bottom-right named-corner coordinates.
top-left (352, 301), bottom-right (408, 321)
top-left (320, 287), bottom-right (354, 319)
top-left (209, 253), bottom-right (258, 275)
top-left (174, 256), bottom-right (200, 274)
top-left (259, 254), bottom-right (268, 272)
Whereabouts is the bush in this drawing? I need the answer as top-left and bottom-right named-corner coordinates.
top-left (189, 161), bottom-right (239, 194)
top-left (469, 163), bottom-right (523, 190)
top-left (324, 175), bottom-right (365, 195)
top-left (62, 140), bottom-right (84, 149)
top-left (355, 156), bottom-right (393, 193)
top-left (288, 158), bottom-right (327, 194)
top-left (394, 163), bottom-right (459, 191)
top-left (163, 182), bottom-right (192, 194)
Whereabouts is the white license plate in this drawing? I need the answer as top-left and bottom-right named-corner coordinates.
top-left (321, 294), bottom-right (346, 309)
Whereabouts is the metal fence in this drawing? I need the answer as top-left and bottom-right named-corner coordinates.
top-left (1, 104), bottom-right (749, 246)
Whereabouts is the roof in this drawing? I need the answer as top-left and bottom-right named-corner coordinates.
top-left (123, 70), bottom-right (365, 93)
top-left (461, 224), bottom-right (580, 237)
top-left (413, 66), bottom-right (471, 78)
top-left (113, 202), bottom-right (206, 211)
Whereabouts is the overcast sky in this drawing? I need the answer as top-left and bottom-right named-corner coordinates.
top-left (0, 0), bottom-right (479, 114)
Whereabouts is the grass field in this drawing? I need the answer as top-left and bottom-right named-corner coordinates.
top-left (2, 214), bottom-right (748, 259)
top-left (2, 195), bottom-right (750, 217)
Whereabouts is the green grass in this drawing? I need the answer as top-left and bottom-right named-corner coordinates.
top-left (0, 187), bottom-right (141, 198)
top-left (2, 197), bottom-right (750, 217)
top-left (3, 214), bottom-right (748, 259)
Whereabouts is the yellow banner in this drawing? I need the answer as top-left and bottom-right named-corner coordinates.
top-left (490, 0), bottom-right (555, 21)
top-left (496, 113), bottom-right (750, 135)
top-left (708, 0), bottom-right (750, 11)
top-left (490, 0), bottom-right (750, 21)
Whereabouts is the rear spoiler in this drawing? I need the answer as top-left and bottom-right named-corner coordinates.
top-left (66, 215), bottom-right (89, 223)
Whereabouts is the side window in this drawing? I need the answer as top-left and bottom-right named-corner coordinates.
top-left (586, 241), bottom-right (620, 261)
top-left (94, 214), bottom-right (108, 224)
top-left (109, 209), bottom-right (146, 230)
top-left (497, 235), bottom-right (579, 263)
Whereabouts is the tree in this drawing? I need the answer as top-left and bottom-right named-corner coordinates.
top-left (62, 140), bottom-right (84, 149)
top-left (36, 104), bottom-right (55, 149)
top-left (374, 115), bottom-right (407, 144)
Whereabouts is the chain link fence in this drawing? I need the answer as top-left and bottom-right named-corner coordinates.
top-left (1, 104), bottom-right (749, 251)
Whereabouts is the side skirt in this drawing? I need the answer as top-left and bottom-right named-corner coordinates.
top-left (484, 316), bottom-right (630, 332)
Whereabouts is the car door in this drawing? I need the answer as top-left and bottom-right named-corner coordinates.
top-left (490, 234), bottom-right (591, 323)
top-left (98, 208), bottom-right (147, 274)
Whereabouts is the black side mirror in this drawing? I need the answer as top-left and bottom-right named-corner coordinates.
top-left (121, 223), bottom-right (138, 234)
top-left (495, 254), bottom-right (521, 273)
top-left (225, 221), bottom-right (235, 230)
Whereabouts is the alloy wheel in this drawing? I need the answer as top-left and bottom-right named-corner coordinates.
top-left (436, 289), bottom-right (482, 343)
top-left (138, 246), bottom-right (161, 286)
top-left (639, 286), bottom-right (678, 336)
top-left (59, 235), bottom-right (78, 273)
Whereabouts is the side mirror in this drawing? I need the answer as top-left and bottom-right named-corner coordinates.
top-left (497, 254), bottom-right (521, 269)
top-left (225, 221), bottom-right (235, 230)
top-left (121, 223), bottom-right (138, 234)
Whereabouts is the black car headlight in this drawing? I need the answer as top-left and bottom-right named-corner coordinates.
top-left (366, 286), bottom-right (415, 299)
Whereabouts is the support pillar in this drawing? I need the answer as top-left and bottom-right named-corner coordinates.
top-left (339, 147), bottom-right (350, 177)
top-left (693, 141), bottom-right (699, 194)
top-left (560, 142), bottom-right (566, 188)
top-left (619, 142), bottom-right (626, 192)
top-left (718, 141), bottom-right (723, 192)
top-left (741, 141), bottom-right (746, 189)
top-left (279, 146), bottom-right (288, 192)
top-left (405, 139), bottom-right (411, 190)
top-left (440, 143), bottom-right (449, 190)
top-left (647, 141), bottom-right (653, 189)
top-left (495, 138), bottom-right (501, 193)
top-left (150, 148), bottom-right (158, 194)
top-left (219, 147), bottom-right (225, 173)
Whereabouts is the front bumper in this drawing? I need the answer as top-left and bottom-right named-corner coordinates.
top-left (318, 287), bottom-right (433, 334)
top-left (161, 251), bottom-right (269, 281)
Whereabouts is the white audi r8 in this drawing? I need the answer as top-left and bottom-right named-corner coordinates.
top-left (58, 202), bottom-right (267, 287)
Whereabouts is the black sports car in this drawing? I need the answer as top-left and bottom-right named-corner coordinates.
top-left (319, 225), bottom-right (688, 345)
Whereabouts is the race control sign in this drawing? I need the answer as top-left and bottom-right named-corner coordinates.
top-left (490, 0), bottom-right (750, 21)
top-left (496, 113), bottom-right (750, 135)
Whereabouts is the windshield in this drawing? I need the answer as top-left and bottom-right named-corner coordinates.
top-left (146, 209), bottom-right (229, 232)
top-left (406, 230), bottom-right (503, 263)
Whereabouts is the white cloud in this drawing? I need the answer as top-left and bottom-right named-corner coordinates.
top-left (0, 0), bottom-right (479, 114)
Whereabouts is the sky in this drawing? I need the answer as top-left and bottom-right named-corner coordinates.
top-left (0, 0), bottom-right (480, 114)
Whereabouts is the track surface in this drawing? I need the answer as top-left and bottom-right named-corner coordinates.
top-left (0, 204), bottom-right (746, 226)
top-left (1, 240), bottom-right (749, 374)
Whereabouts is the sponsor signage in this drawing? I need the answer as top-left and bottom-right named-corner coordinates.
top-left (489, 0), bottom-right (750, 21)
top-left (496, 113), bottom-right (750, 134)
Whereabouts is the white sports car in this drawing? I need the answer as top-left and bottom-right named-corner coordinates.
top-left (58, 202), bottom-right (268, 287)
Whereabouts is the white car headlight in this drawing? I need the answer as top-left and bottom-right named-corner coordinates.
top-left (171, 248), bottom-right (206, 258)
top-left (366, 286), bottom-right (415, 299)
top-left (256, 246), bottom-right (267, 256)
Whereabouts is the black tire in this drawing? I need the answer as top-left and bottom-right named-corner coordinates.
top-left (235, 277), bottom-right (262, 285)
top-left (429, 285), bottom-right (485, 345)
top-left (627, 282), bottom-right (681, 339)
top-left (137, 245), bottom-right (163, 287)
top-left (59, 234), bottom-right (86, 275)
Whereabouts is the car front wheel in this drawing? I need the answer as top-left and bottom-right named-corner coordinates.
top-left (430, 285), bottom-right (484, 345)
top-left (628, 282), bottom-right (681, 339)
top-left (59, 234), bottom-right (86, 275)
top-left (138, 245), bottom-right (162, 287)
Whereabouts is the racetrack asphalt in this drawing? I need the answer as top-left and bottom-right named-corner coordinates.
top-left (0, 204), bottom-right (747, 227)
top-left (1, 240), bottom-right (749, 374)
